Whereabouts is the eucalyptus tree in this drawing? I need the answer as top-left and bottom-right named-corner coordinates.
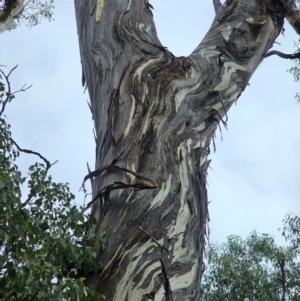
top-left (74, 0), bottom-right (300, 299)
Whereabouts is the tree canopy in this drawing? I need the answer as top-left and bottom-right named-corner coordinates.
top-left (201, 214), bottom-right (300, 300)
top-left (0, 67), bottom-right (107, 300)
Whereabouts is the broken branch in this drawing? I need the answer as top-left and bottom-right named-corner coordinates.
top-left (80, 164), bottom-right (157, 191)
top-left (84, 181), bottom-right (156, 209)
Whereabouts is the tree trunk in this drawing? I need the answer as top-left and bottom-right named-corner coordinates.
top-left (74, 0), bottom-right (298, 299)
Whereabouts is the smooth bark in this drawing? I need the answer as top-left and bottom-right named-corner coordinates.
top-left (74, 0), bottom-right (300, 300)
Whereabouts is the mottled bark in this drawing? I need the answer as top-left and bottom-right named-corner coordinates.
top-left (74, 0), bottom-right (297, 300)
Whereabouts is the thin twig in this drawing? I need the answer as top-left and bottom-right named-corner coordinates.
top-left (0, 65), bottom-right (32, 116)
top-left (11, 83), bottom-right (32, 95)
top-left (138, 226), bottom-right (167, 251)
top-left (7, 65), bottom-right (18, 78)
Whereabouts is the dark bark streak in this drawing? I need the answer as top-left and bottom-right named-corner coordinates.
top-left (160, 255), bottom-right (173, 301)
top-left (81, 67), bottom-right (86, 87)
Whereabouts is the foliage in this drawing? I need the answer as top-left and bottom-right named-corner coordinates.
top-left (0, 70), bottom-right (108, 300)
top-left (288, 41), bottom-right (300, 103)
top-left (0, 0), bottom-right (54, 28)
top-left (201, 215), bottom-right (300, 301)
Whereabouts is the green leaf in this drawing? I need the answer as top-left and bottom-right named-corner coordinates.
top-left (8, 268), bottom-right (16, 278)
top-left (0, 109), bottom-right (107, 300)
top-left (0, 182), bottom-right (6, 189)
top-left (0, 277), bottom-right (7, 289)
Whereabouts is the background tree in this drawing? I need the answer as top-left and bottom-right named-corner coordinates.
top-left (74, 0), bottom-right (300, 299)
top-left (0, 68), bottom-right (108, 300)
top-left (201, 214), bottom-right (300, 301)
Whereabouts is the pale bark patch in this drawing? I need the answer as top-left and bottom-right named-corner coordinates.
top-left (213, 62), bottom-right (247, 92)
top-left (96, 0), bottom-right (105, 22)
top-left (148, 174), bottom-right (172, 211)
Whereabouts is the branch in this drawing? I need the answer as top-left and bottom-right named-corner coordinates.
top-left (279, 259), bottom-right (286, 301)
top-left (264, 50), bottom-right (300, 59)
top-left (11, 83), bottom-right (32, 95)
top-left (10, 138), bottom-right (52, 171)
top-left (84, 181), bottom-right (156, 209)
top-left (80, 164), bottom-right (157, 192)
top-left (0, 65), bottom-right (32, 116)
top-left (80, 152), bottom-right (160, 207)
top-left (11, 138), bottom-right (58, 208)
top-left (0, 65), bottom-right (15, 116)
top-left (213, 0), bottom-right (222, 14)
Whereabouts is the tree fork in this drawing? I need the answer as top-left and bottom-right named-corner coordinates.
top-left (74, 0), bottom-right (298, 299)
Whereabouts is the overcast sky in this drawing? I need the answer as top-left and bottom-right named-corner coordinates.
top-left (1, 0), bottom-right (299, 245)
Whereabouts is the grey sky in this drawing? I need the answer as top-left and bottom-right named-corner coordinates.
top-left (1, 0), bottom-right (299, 245)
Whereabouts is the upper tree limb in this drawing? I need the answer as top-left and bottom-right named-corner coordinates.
top-left (213, 0), bottom-right (222, 13)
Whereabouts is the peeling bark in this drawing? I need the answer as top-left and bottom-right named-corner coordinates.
top-left (74, 0), bottom-right (296, 300)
